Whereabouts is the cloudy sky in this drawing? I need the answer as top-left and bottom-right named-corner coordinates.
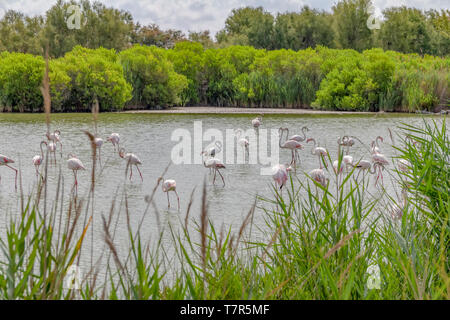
top-left (0, 0), bottom-right (448, 35)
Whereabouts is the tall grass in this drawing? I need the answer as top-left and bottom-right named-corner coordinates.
top-left (0, 117), bottom-right (448, 299)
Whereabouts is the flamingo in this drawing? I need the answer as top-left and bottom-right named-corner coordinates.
top-left (162, 179), bottom-right (180, 210)
top-left (306, 138), bottom-right (328, 169)
top-left (0, 154), bottom-right (18, 190)
top-left (390, 189), bottom-right (408, 221)
top-left (332, 160), bottom-right (345, 175)
top-left (286, 126), bottom-right (309, 163)
top-left (371, 148), bottom-right (389, 186)
top-left (46, 130), bottom-right (62, 154)
top-left (397, 159), bottom-right (411, 173)
top-left (107, 133), bottom-right (120, 152)
top-left (351, 159), bottom-right (372, 180)
top-left (201, 141), bottom-right (222, 158)
top-left (94, 136), bottom-right (104, 164)
top-left (337, 135), bottom-right (361, 155)
top-left (202, 155), bottom-right (226, 186)
top-left (41, 141), bottom-right (58, 164)
top-left (279, 128), bottom-right (303, 167)
top-left (371, 136), bottom-right (384, 154)
top-left (271, 164), bottom-right (292, 190)
top-left (343, 155), bottom-right (354, 171)
top-left (119, 148), bottom-right (143, 182)
top-left (67, 153), bottom-right (85, 193)
top-left (32, 141), bottom-right (46, 176)
top-left (252, 115), bottom-right (263, 128)
top-left (309, 168), bottom-right (328, 188)
top-left (234, 129), bottom-right (249, 160)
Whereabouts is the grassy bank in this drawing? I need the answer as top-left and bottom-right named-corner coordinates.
top-left (0, 118), bottom-right (448, 299)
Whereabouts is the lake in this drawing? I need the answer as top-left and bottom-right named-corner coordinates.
top-left (0, 112), bottom-right (441, 276)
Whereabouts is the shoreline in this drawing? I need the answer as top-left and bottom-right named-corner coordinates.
top-left (120, 106), bottom-right (391, 115)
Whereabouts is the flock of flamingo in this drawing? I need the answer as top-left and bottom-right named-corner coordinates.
top-left (0, 113), bottom-right (412, 213)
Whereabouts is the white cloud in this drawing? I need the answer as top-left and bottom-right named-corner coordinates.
top-left (0, 0), bottom-right (448, 36)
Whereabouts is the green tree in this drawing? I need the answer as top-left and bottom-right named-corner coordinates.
top-left (332, 0), bottom-right (374, 51)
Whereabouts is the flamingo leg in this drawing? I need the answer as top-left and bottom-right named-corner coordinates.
top-left (6, 165), bottom-right (18, 190)
top-left (129, 165), bottom-right (133, 180)
top-left (213, 169), bottom-right (216, 185)
top-left (136, 165), bottom-right (143, 182)
top-left (217, 169), bottom-right (225, 187)
top-left (167, 192), bottom-right (170, 208)
top-left (174, 190), bottom-right (180, 211)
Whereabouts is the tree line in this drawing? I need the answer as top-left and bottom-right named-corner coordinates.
top-left (0, 0), bottom-right (448, 57)
top-left (0, 43), bottom-right (447, 113)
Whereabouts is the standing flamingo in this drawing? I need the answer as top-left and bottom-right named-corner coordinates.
top-left (162, 179), bottom-right (180, 210)
top-left (306, 138), bottom-right (328, 169)
top-left (351, 159), bottom-right (372, 180)
top-left (390, 188), bottom-right (408, 221)
top-left (94, 136), bottom-right (104, 164)
top-left (251, 115), bottom-right (263, 128)
top-left (202, 156), bottom-right (226, 186)
top-left (46, 130), bottom-right (62, 154)
top-left (371, 136), bottom-right (384, 154)
top-left (41, 141), bottom-right (58, 164)
top-left (271, 164), bottom-right (292, 190)
top-left (337, 135), bottom-right (361, 155)
top-left (234, 129), bottom-right (249, 160)
top-left (279, 128), bottom-right (303, 167)
top-left (286, 127), bottom-right (309, 163)
top-left (371, 148), bottom-right (389, 186)
top-left (119, 148), bottom-right (143, 182)
top-left (107, 133), bottom-right (120, 152)
top-left (309, 168), bottom-right (328, 188)
top-left (201, 141), bottom-right (222, 158)
top-left (0, 154), bottom-right (18, 190)
top-left (32, 141), bottom-right (46, 176)
top-left (67, 153), bottom-right (85, 193)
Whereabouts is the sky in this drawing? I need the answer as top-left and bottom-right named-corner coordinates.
top-left (0, 0), bottom-right (448, 36)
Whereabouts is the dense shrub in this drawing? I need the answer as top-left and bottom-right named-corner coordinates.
top-left (120, 45), bottom-right (188, 108)
top-left (0, 52), bottom-right (44, 112)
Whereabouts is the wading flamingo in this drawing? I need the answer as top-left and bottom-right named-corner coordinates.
top-left (201, 141), bottom-right (222, 158)
top-left (286, 127), bottom-right (309, 163)
top-left (306, 138), bottom-right (328, 169)
top-left (162, 179), bottom-right (180, 210)
top-left (41, 141), bottom-right (58, 164)
top-left (279, 128), bottom-right (303, 167)
top-left (371, 136), bottom-right (384, 154)
top-left (32, 141), bottom-right (46, 176)
top-left (371, 148), bottom-right (389, 186)
top-left (46, 130), bottom-right (62, 154)
top-left (0, 154), bottom-right (18, 190)
top-left (390, 189), bottom-right (408, 221)
top-left (309, 168), bottom-right (328, 188)
top-left (252, 115), bottom-right (263, 128)
top-left (271, 164), bottom-right (292, 190)
top-left (94, 136), bottom-right (104, 164)
top-left (67, 153), bottom-right (85, 193)
top-left (202, 156), bottom-right (226, 186)
top-left (107, 133), bottom-right (120, 152)
top-left (234, 129), bottom-right (249, 160)
top-left (119, 148), bottom-right (143, 182)
top-left (351, 159), bottom-right (372, 180)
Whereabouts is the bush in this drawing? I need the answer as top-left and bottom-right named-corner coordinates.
top-left (0, 52), bottom-right (44, 112)
top-left (120, 45), bottom-right (188, 108)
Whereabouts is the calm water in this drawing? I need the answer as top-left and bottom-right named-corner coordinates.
top-left (0, 112), bottom-right (440, 276)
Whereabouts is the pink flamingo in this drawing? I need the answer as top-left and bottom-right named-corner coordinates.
top-left (107, 133), bottom-right (120, 152)
top-left (286, 127), bottom-right (309, 163)
top-left (252, 115), bottom-right (263, 128)
top-left (46, 130), bottom-right (62, 154)
top-left (337, 135), bottom-right (361, 155)
top-left (67, 153), bottom-right (85, 193)
top-left (162, 179), bottom-right (180, 210)
top-left (279, 128), bottom-right (303, 167)
top-left (371, 136), bottom-right (384, 154)
top-left (202, 156), bottom-right (226, 186)
top-left (0, 154), bottom-right (18, 190)
top-left (390, 189), bottom-right (408, 221)
top-left (306, 138), bottom-right (328, 169)
top-left (94, 136), bottom-right (104, 164)
top-left (41, 141), bottom-right (58, 164)
top-left (351, 159), bottom-right (372, 180)
top-left (119, 148), bottom-right (143, 182)
top-left (235, 129), bottom-right (249, 160)
top-left (309, 168), bottom-right (328, 188)
top-left (32, 141), bottom-right (46, 176)
top-left (271, 164), bottom-right (292, 190)
top-left (371, 148), bottom-right (389, 186)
